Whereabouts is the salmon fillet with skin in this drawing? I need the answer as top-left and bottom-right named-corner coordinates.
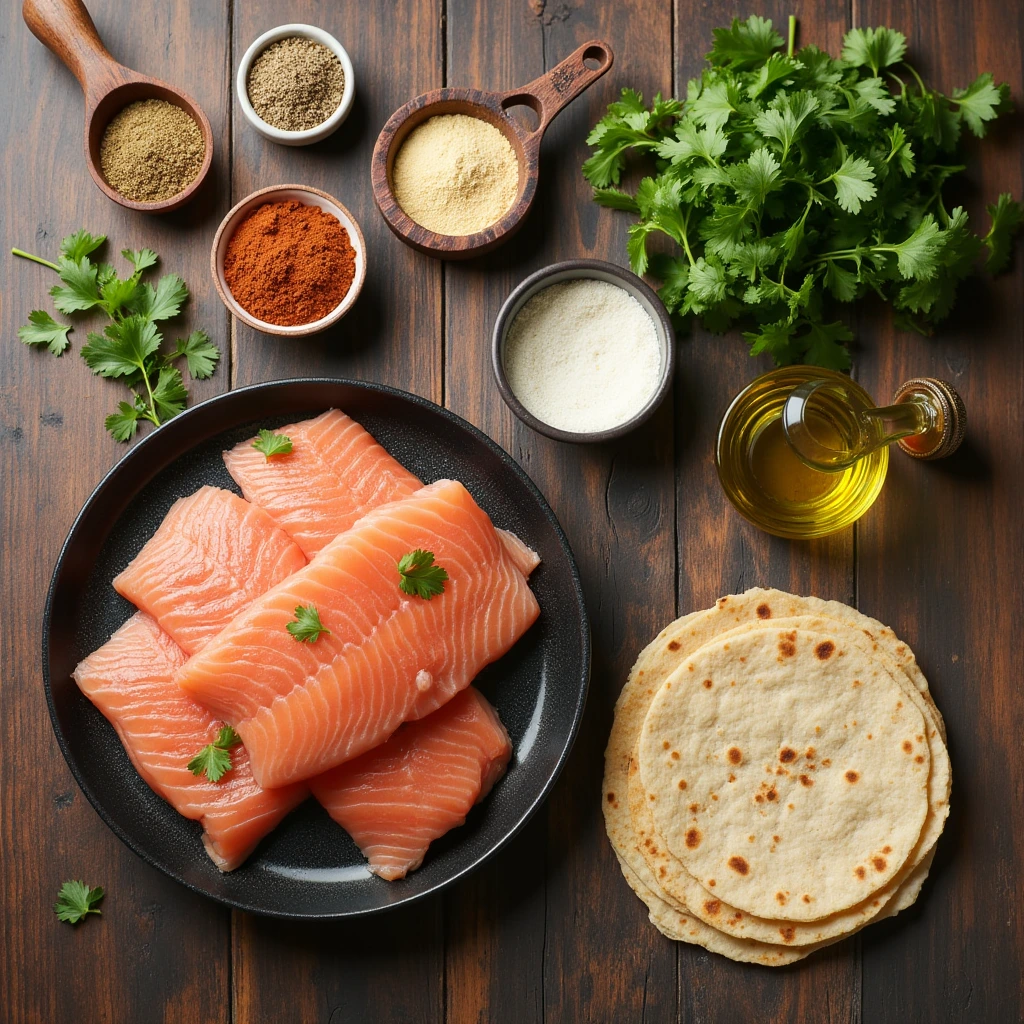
top-left (73, 612), bottom-right (308, 871)
top-left (223, 410), bottom-right (541, 573)
top-left (311, 687), bottom-right (512, 880)
top-left (176, 479), bottom-right (540, 789)
top-left (112, 486), bottom-right (307, 655)
top-left (222, 409), bottom-right (422, 559)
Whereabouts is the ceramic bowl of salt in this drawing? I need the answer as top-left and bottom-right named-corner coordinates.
top-left (492, 260), bottom-right (675, 443)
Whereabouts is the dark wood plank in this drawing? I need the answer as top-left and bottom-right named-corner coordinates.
top-left (227, 3), bottom-right (446, 1022)
top-left (672, 4), bottom-right (859, 1021)
top-left (854, 0), bottom-right (1024, 1020)
top-left (442, 2), bottom-right (677, 1021)
top-left (0, 1), bottom-right (232, 1021)
top-left (228, 0), bottom-right (443, 398)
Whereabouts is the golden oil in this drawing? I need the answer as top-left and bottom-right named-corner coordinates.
top-left (716, 367), bottom-right (889, 539)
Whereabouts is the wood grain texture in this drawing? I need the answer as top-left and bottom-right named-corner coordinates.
top-left (672, 4), bottom-right (859, 1022)
top-left (442, 1), bottom-right (677, 1021)
top-left (854, 0), bottom-right (1024, 1020)
top-left (0, 1), bottom-right (232, 1022)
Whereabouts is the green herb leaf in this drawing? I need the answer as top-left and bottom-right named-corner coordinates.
top-left (841, 26), bottom-right (906, 76)
top-left (707, 15), bottom-right (783, 70)
top-left (287, 604), bottom-right (332, 643)
top-left (951, 73), bottom-right (1007, 137)
top-left (187, 725), bottom-right (242, 783)
top-left (60, 231), bottom-right (106, 262)
top-left (99, 274), bottom-right (140, 316)
top-left (129, 273), bottom-right (189, 322)
top-left (18, 310), bottom-right (72, 355)
top-left (122, 247), bottom-right (159, 274)
top-left (151, 366), bottom-right (187, 421)
top-left (252, 429), bottom-right (294, 459)
top-left (826, 155), bottom-right (877, 214)
top-left (983, 193), bottom-right (1024, 273)
top-left (105, 399), bottom-right (144, 442)
top-left (54, 880), bottom-right (104, 924)
top-left (50, 257), bottom-right (101, 314)
top-left (172, 330), bottom-right (220, 379)
top-left (81, 316), bottom-right (160, 378)
top-left (397, 550), bottom-right (449, 600)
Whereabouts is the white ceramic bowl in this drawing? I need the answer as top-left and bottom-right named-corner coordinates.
top-left (236, 24), bottom-right (355, 146)
top-left (211, 184), bottom-right (367, 337)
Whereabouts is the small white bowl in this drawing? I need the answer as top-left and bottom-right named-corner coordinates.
top-left (211, 184), bottom-right (367, 337)
top-left (236, 24), bottom-right (355, 146)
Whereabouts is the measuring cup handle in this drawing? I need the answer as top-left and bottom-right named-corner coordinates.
top-left (23, 0), bottom-right (121, 94)
top-left (500, 40), bottom-right (613, 151)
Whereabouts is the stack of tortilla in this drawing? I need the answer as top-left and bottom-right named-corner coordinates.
top-left (603, 588), bottom-right (950, 966)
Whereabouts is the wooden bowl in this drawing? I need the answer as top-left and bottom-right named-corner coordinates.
top-left (210, 185), bottom-right (367, 337)
top-left (371, 40), bottom-right (613, 260)
top-left (491, 260), bottom-right (675, 443)
top-left (23, 0), bottom-right (214, 214)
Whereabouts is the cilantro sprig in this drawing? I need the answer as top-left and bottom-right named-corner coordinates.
top-left (584, 15), bottom-right (1022, 368)
top-left (13, 232), bottom-right (220, 441)
top-left (287, 604), bottom-right (331, 643)
top-left (54, 880), bottom-right (104, 924)
top-left (187, 725), bottom-right (242, 783)
top-left (397, 550), bottom-right (449, 600)
top-left (252, 429), bottom-right (294, 459)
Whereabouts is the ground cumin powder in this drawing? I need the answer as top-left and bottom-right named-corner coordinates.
top-left (100, 99), bottom-right (204, 202)
top-left (223, 201), bottom-right (356, 326)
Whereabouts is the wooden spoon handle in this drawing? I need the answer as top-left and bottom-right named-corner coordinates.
top-left (23, 0), bottom-right (122, 94)
top-left (500, 40), bottom-right (613, 147)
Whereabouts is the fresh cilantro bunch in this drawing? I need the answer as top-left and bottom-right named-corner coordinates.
top-left (14, 230), bottom-right (220, 440)
top-left (584, 15), bottom-right (1023, 368)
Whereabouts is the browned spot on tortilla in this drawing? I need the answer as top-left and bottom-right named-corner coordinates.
top-left (814, 640), bottom-right (835, 660)
top-left (739, 656), bottom-right (746, 663)
top-left (766, 786), bottom-right (778, 801)
top-left (648, 793), bottom-right (656, 801)
top-left (678, 779), bottom-right (687, 790)
top-left (845, 770), bottom-right (860, 783)
top-left (728, 856), bottom-right (750, 875)
top-left (852, 679), bottom-right (862, 687)
top-left (689, 803), bottom-right (699, 813)
top-left (728, 773), bottom-right (736, 783)
top-left (703, 899), bottom-right (721, 916)
top-left (773, 835), bottom-right (780, 843)
top-left (711, 793), bottom-right (719, 801)
top-left (703, 679), bottom-right (713, 689)
top-left (917, 734), bottom-right (924, 742)
top-left (855, 866), bottom-right (866, 879)
top-left (728, 747), bottom-right (743, 764)
top-left (779, 926), bottom-right (795, 943)
top-left (778, 639), bottom-right (796, 658)
top-left (872, 856), bottom-right (887, 872)
top-left (748, 835), bottom-right (755, 842)
top-left (708, 879), bottom-right (716, 887)
top-left (685, 828), bottom-right (702, 849)
top-left (799, 774), bottom-right (813, 787)
top-left (671, 751), bottom-right (680, 760)
top-left (896, 701), bottom-right (903, 708)
top-left (667, 639), bottom-right (681, 651)
top-left (659, 867), bottom-right (667, 878)
top-left (756, 603), bottom-right (772, 619)
top-left (776, 892), bottom-right (787, 905)
top-left (606, 792), bottom-right (615, 802)
top-left (805, 747), bottom-right (816, 759)
top-left (779, 747), bottom-right (797, 763)
top-left (915, 755), bottom-right (925, 763)
top-left (663, 741), bottom-right (670, 750)
top-left (821, 758), bottom-right (831, 766)
top-left (717, 597), bottom-right (728, 607)
top-left (802, 894), bottom-right (811, 903)
top-left (882, 846), bottom-right (892, 854)
top-left (787, 803), bottom-right (794, 810)
top-left (643, 838), bottom-right (652, 849)
top-left (755, 794), bottom-right (764, 803)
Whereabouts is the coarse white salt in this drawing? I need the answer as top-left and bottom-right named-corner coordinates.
top-left (502, 278), bottom-right (663, 434)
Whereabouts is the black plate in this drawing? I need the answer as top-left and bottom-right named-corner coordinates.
top-left (43, 379), bottom-right (590, 918)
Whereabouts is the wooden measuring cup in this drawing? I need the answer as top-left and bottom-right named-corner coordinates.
top-left (23, 0), bottom-right (214, 213)
top-left (371, 40), bottom-right (613, 259)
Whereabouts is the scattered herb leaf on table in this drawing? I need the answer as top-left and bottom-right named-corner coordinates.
top-left (583, 15), bottom-right (1023, 368)
top-left (53, 880), bottom-right (104, 924)
top-left (12, 232), bottom-right (220, 441)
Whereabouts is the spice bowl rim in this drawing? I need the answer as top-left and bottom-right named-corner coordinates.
top-left (210, 184), bottom-right (366, 337)
top-left (235, 23), bottom-right (355, 146)
top-left (491, 259), bottom-right (675, 444)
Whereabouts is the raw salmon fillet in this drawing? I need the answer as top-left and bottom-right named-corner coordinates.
top-left (223, 409), bottom-right (422, 558)
top-left (176, 479), bottom-right (540, 789)
top-left (310, 687), bottom-right (511, 880)
top-left (112, 486), bottom-right (306, 655)
top-left (73, 612), bottom-right (308, 871)
top-left (223, 409), bottom-right (541, 573)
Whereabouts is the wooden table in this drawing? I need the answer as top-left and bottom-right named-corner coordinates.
top-left (2, 1), bottom-right (1021, 1021)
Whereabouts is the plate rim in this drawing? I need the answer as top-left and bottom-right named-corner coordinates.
top-left (42, 377), bottom-right (591, 918)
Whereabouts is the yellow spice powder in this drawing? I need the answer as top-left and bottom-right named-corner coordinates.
top-left (392, 114), bottom-right (519, 236)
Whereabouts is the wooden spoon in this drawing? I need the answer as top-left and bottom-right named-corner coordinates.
top-left (371, 40), bottom-right (613, 259)
top-left (23, 0), bottom-right (214, 214)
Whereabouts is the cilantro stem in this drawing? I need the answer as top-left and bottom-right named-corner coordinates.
top-left (11, 247), bottom-right (60, 272)
top-left (787, 15), bottom-right (796, 59)
top-left (679, 209), bottom-right (696, 266)
top-left (902, 62), bottom-right (929, 97)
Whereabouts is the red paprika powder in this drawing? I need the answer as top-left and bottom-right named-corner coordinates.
top-left (223, 200), bottom-right (357, 326)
